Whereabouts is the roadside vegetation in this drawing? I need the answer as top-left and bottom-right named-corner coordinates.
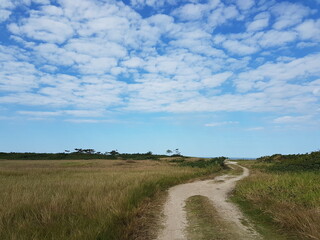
top-left (232, 151), bottom-right (320, 239)
top-left (0, 157), bottom-right (224, 240)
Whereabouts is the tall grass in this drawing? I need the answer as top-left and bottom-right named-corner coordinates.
top-left (0, 159), bottom-right (221, 240)
top-left (233, 162), bottom-right (320, 239)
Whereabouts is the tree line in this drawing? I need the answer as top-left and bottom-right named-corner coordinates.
top-left (0, 148), bottom-right (183, 160)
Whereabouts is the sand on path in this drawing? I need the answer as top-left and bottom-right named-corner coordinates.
top-left (157, 161), bottom-right (262, 240)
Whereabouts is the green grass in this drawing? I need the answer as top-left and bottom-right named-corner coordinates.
top-left (0, 159), bottom-right (222, 240)
top-left (233, 160), bottom-right (320, 240)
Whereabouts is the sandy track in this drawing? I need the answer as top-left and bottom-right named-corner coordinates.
top-left (157, 162), bottom-right (261, 240)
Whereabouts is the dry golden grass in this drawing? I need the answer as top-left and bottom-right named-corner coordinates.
top-left (234, 164), bottom-right (320, 239)
top-left (0, 159), bottom-right (217, 240)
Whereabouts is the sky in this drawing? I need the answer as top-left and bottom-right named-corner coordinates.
top-left (0, 0), bottom-right (320, 158)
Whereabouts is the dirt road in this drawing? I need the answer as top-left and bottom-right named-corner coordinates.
top-left (157, 162), bottom-right (261, 240)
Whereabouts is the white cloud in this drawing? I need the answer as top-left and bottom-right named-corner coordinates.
top-left (57, 0), bottom-right (113, 20)
top-left (122, 57), bottom-right (145, 68)
top-left (63, 110), bottom-right (105, 117)
top-left (77, 16), bottom-right (131, 38)
top-left (273, 115), bottom-right (311, 124)
top-left (271, 2), bottom-right (311, 30)
top-left (258, 30), bottom-right (297, 47)
top-left (0, 9), bottom-right (12, 22)
top-left (0, 0), bottom-right (50, 24)
top-left (276, 56), bottom-right (295, 62)
top-left (245, 127), bottom-right (264, 131)
top-left (297, 42), bottom-right (318, 48)
top-left (247, 12), bottom-right (270, 32)
top-left (130, 0), bottom-right (177, 9)
top-left (0, 0), bottom-right (15, 22)
top-left (1, 0), bottom-right (320, 119)
top-left (0, 0), bottom-right (14, 8)
top-left (205, 121), bottom-right (238, 127)
top-left (236, 53), bottom-right (320, 92)
top-left (296, 19), bottom-right (320, 41)
top-left (173, 3), bottom-right (206, 21)
top-left (66, 39), bottom-right (127, 58)
top-left (40, 65), bottom-right (58, 72)
top-left (41, 5), bottom-right (64, 16)
top-left (34, 43), bottom-right (75, 66)
top-left (208, 5), bottom-right (239, 28)
top-left (79, 57), bottom-right (118, 75)
top-left (8, 17), bottom-right (74, 44)
top-left (64, 119), bottom-right (110, 123)
top-left (32, 0), bottom-right (50, 4)
top-left (146, 14), bottom-right (177, 34)
top-left (236, 0), bottom-right (255, 10)
top-left (223, 40), bottom-right (258, 55)
top-left (17, 111), bottom-right (61, 117)
top-left (303, 78), bottom-right (320, 97)
top-left (202, 72), bottom-right (233, 88)
top-left (0, 60), bottom-right (38, 92)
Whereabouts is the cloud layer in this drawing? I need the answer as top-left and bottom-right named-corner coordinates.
top-left (0, 0), bottom-right (320, 121)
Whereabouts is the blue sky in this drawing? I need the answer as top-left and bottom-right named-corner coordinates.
top-left (0, 0), bottom-right (320, 158)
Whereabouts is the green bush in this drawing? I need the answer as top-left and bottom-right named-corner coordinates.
top-left (256, 151), bottom-right (320, 172)
top-left (179, 157), bottom-right (227, 168)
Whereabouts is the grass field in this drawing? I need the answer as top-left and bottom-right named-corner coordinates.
top-left (0, 158), bottom-right (222, 240)
top-left (233, 160), bottom-right (320, 239)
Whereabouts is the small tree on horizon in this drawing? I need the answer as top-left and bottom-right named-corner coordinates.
top-left (174, 148), bottom-right (181, 156)
top-left (108, 150), bottom-right (119, 156)
top-left (166, 149), bottom-right (173, 155)
top-left (83, 149), bottom-right (95, 154)
top-left (74, 148), bottom-right (84, 153)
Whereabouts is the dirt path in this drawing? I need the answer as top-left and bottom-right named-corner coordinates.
top-left (157, 162), bottom-right (262, 240)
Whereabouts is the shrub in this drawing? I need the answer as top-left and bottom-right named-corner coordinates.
top-left (179, 157), bottom-right (227, 168)
top-left (256, 151), bottom-right (320, 172)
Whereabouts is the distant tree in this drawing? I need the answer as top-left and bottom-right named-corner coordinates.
top-left (83, 149), bottom-right (95, 154)
top-left (64, 150), bottom-right (70, 153)
top-left (73, 148), bottom-right (95, 154)
top-left (166, 149), bottom-right (173, 155)
top-left (74, 148), bottom-right (84, 153)
top-left (108, 150), bottom-right (119, 156)
top-left (175, 148), bottom-right (181, 156)
top-left (146, 151), bottom-right (153, 155)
